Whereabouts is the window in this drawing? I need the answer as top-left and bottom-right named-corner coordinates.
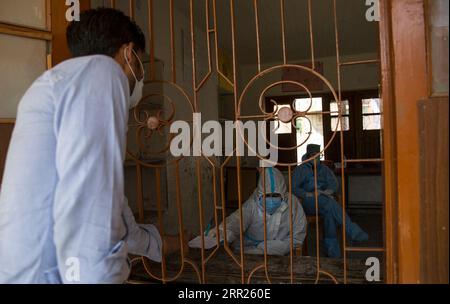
top-left (295, 97), bottom-right (325, 163)
top-left (362, 98), bottom-right (381, 130)
top-left (330, 100), bottom-right (350, 131)
top-left (323, 91), bottom-right (381, 162)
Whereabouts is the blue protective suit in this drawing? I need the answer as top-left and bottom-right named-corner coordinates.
top-left (292, 156), bottom-right (368, 257)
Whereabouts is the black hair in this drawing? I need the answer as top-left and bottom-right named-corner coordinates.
top-left (66, 8), bottom-right (146, 58)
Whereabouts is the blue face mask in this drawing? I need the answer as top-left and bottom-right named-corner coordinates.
top-left (259, 196), bottom-right (282, 215)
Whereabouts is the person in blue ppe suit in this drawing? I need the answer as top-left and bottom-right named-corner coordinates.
top-left (0, 9), bottom-right (181, 284)
top-left (292, 144), bottom-right (369, 258)
top-left (209, 167), bottom-right (307, 256)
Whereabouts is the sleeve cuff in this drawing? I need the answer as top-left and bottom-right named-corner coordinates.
top-left (140, 224), bottom-right (163, 263)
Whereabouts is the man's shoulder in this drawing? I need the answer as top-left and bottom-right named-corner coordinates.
top-left (51, 55), bottom-right (126, 82)
top-left (79, 55), bottom-right (123, 71)
top-left (57, 54), bottom-right (119, 68)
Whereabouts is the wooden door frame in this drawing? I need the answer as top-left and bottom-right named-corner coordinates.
top-left (379, 0), bottom-right (398, 284)
top-left (379, 0), bottom-right (447, 283)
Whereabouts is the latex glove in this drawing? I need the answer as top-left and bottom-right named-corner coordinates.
top-left (207, 228), bottom-right (234, 243)
top-left (244, 246), bottom-right (263, 255)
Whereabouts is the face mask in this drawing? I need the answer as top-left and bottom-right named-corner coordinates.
top-left (124, 47), bottom-right (145, 109)
top-left (259, 196), bottom-right (282, 215)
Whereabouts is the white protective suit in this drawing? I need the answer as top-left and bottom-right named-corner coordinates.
top-left (0, 55), bottom-right (161, 284)
top-left (215, 167), bottom-right (307, 256)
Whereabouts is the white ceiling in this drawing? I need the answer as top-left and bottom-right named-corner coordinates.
top-left (175, 0), bottom-right (379, 64)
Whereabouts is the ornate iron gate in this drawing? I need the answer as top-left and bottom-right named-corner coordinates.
top-left (102, 0), bottom-right (385, 284)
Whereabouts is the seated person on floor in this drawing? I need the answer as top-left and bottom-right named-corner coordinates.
top-left (292, 144), bottom-right (369, 258)
top-left (209, 167), bottom-right (307, 256)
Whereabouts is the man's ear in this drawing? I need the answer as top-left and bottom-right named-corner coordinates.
top-left (114, 43), bottom-right (133, 68)
top-left (124, 42), bottom-right (135, 63)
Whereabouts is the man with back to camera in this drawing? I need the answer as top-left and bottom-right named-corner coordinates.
top-left (0, 8), bottom-right (180, 284)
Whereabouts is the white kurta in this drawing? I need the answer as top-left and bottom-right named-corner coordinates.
top-left (0, 55), bottom-right (161, 284)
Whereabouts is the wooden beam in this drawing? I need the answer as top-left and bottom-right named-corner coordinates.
top-left (391, 0), bottom-right (429, 283)
top-left (0, 119), bottom-right (16, 124)
top-left (45, 0), bottom-right (52, 31)
top-left (0, 22), bottom-right (52, 41)
top-left (0, 123), bottom-right (15, 185)
top-left (379, 0), bottom-right (399, 284)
